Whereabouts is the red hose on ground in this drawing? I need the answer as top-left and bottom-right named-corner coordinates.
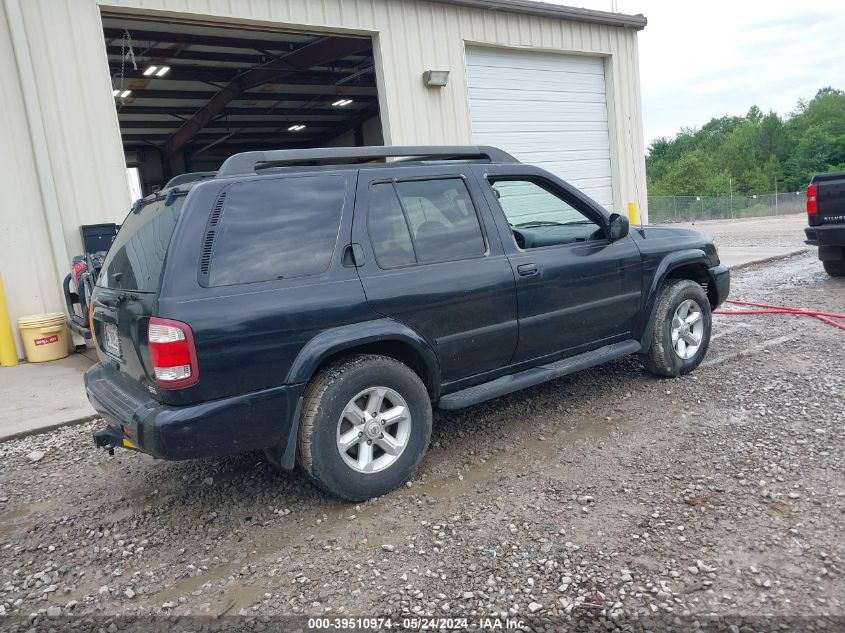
top-left (714, 299), bottom-right (845, 331)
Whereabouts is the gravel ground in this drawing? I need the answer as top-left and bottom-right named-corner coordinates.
top-left (674, 213), bottom-right (809, 250)
top-left (0, 222), bottom-right (843, 631)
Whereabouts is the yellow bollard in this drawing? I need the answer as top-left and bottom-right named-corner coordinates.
top-left (627, 201), bottom-right (640, 225)
top-left (0, 273), bottom-right (19, 366)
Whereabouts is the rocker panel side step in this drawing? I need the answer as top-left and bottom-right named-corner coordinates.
top-left (438, 339), bottom-right (641, 410)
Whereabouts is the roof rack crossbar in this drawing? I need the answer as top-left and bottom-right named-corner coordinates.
top-left (216, 145), bottom-right (519, 177)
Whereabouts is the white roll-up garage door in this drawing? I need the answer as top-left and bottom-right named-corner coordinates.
top-left (465, 46), bottom-right (614, 210)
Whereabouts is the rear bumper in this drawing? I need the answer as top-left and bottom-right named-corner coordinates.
top-left (707, 264), bottom-right (730, 308)
top-left (85, 363), bottom-right (303, 461)
top-left (805, 225), bottom-right (845, 260)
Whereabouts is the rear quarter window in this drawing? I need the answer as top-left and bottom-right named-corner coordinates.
top-left (208, 175), bottom-right (346, 286)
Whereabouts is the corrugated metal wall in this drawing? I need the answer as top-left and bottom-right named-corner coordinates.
top-left (0, 0), bottom-right (646, 356)
top-left (0, 0), bottom-right (72, 358)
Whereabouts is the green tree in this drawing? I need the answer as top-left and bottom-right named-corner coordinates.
top-left (647, 87), bottom-right (845, 196)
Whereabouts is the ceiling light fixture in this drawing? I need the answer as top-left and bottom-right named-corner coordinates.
top-left (120, 89), bottom-right (132, 98)
top-left (155, 66), bottom-right (170, 77)
top-left (288, 124), bottom-right (306, 132)
top-left (112, 89), bottom-right (120, 96)
top-left (143, 65), bottom-right (158, 76)
top-left (332, 98), bottom-right (353, 107)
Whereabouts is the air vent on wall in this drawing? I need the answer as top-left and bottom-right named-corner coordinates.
top-left (199, 191), bottom-right (226, 277)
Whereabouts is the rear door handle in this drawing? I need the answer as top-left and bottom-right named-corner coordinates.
top-left (342, 243), bottom-right (366, 267)
top-left (517, 263), bottom-right (538, 276)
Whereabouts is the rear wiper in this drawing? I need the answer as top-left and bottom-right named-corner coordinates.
top-left (96, 292), bottom-right (138, 308)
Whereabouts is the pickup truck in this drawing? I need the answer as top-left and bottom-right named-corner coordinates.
top-left (804, 172), bottom-right (845, 276)
top-left (86, 145), bottom-right (730, 501)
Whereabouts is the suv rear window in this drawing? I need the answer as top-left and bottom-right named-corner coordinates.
top-left (209, 175), bottom-right (346, 286)
top-left (97, 197), bottom-right (184, 293)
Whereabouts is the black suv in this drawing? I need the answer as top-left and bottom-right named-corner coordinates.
top-left (87, 146), bottom-right (729, 501)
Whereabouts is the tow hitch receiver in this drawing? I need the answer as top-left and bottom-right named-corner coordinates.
top-left (93, 427), bottom-right (123, 456)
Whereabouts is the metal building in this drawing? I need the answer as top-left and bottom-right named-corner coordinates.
top-left (0, 0), bottom-right (647, 356)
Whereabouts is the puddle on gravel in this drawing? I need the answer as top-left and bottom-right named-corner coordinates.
top-left (0, 500), bottom-right (52, 537)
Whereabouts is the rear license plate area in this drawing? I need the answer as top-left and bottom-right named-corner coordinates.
top-left (104, 323), bottom-right (121, 358)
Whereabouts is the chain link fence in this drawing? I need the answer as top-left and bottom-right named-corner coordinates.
top-left (647, 192), bottom-right (806, 224)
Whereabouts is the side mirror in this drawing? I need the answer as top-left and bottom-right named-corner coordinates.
top-left (608, 213), bottom-right (630, 240)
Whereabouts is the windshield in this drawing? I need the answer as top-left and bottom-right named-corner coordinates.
top-left (97, 196), bottom-right (184, 293)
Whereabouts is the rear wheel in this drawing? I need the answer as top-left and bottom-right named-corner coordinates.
top-left (823, 259), bottom-right (845, 277)
top-left (298, 355), bottom-right (432, 501)
top-left (641, 279), bottom-right (712, 377)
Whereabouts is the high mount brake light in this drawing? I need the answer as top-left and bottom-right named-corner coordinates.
top-left (148, 317), bottom-right (199, 388)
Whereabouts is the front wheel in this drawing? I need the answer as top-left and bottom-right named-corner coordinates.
top-left (641, 279), bottom-right (712, 377)
top-left (297, 354), bottom-right (432, 501)
top-left (823, 259), bottom-right (845, 277)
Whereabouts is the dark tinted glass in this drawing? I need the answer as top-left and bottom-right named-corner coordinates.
top-left (209, 175), bottom-right (345, 286)
top-left (97, 197), bottom-right (183, 293)
top-left (396, 179), bottom-right (485, 263)
top-left (367, 183), bottom-right (415, 269)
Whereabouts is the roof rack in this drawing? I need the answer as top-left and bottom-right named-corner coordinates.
top-left (216, 145), bottom-right (519, 178)
top-left (164, 171), bottom-right (217, 189)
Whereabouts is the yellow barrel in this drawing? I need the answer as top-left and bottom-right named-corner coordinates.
top-left (627, 201), bottom-right (640, 225)
top-left (17, 313), bottom-right (69, 363)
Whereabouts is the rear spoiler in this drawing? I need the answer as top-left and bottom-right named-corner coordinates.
top-left (163, 171), bottom-right (217, 189)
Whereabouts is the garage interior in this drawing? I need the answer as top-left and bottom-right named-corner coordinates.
top-left (102, 14), bottom-right (383, 196)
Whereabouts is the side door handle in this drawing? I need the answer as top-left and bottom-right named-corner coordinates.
top-left (517, 263), bottom-right (538, 276)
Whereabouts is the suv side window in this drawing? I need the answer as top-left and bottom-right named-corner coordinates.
top-left (367, 178), bottom-right (486, 268)
top-left (490, 178), bottom-right (605, 249)
top-left (208, 175), bottom-right (346, 286)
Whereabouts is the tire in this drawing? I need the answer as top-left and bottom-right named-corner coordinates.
top-left (297, 354), bottom-right (432, 501)
top-left (641, 279), bottom-right (712, 378)
top-left (823, 259), bottom-right (845, 277)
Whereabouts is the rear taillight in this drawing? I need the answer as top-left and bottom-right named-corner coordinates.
top-left (148, 317), bottom-right (198, 388)
top-left (807, 184), bottom-right (818, 215)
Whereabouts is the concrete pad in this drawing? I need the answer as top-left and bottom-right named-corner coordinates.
top-left (716, 246), bottom-right (807, 270)
top-left (0, 352), bottom-right (97, 442)
top-left (667, 213), bottom-right (810, 270)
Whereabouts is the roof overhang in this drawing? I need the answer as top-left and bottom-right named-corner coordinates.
top-left (435, 0), bottom-right (647, 30)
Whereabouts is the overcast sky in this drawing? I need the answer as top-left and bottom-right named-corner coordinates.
top-left (545, 0), bottom-right (845, 148)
